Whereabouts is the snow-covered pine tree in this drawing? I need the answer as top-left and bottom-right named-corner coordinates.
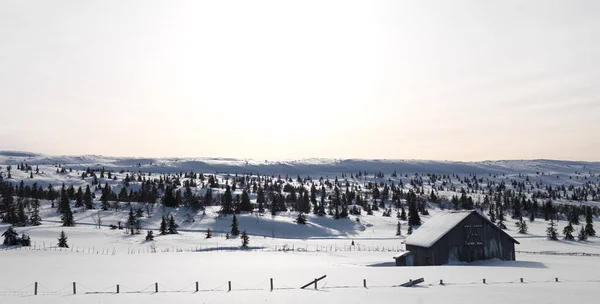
top-left (296, 213), bottom-right (307, 224)
top-left (159, 216), bottom-right (168, 235)
top-left (2, 227), bottom-right (19, 245)
top-left (563, 222), bottom-right (575, 241)
top-left (168, 215), bottom-right (178, 234)
top-left (231, 214), bottom-right (240, 236)
top-left (57, 230), bottom-right (69, 248)
top-left (127, 208), bottom-right (137, 235)
top-left (547, 219), bottom-right (558, 240)
top-left (517, 218), bottom-right (528, 234)
top-left (20, 234), bottom-right (31, 246)
top-left (578, 225), bottom-right (587, 241)
top-left (585, 207), bottom-right (595, 237)
top-left (241, 230), bottom-right (249, 248)
top-left (29, 199), bottom-right (42, 226)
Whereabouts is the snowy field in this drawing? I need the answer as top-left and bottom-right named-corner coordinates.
top-left (1, 152), bottom-right (600, 303)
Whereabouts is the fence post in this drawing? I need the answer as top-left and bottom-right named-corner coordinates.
top-left (270, 278), bottom-right (274, 291)
top-left (555, 278), bottom-right (559, 282)
top-left (228, 281), bottom-right (232, 292)
top-left (314, 279), bottom-right (318, 290)
top-left (73, 282), bottom-right (76, 294)
top-left (117, 284), bottom-right (119, 294)
top-left (483, 279), bottom-right (486, 284)
top-left (440, 279), bottom-right (444, 285)
top-left (520, 278), bottom-right (523, 283)
top-left (363, 279), bottom-right (367, 288)
top-left (155, 282), bottom-right (158, 293)
top-left (34, 282), bottom-right (38, 295)
top-left (196, 281), bottom-right (199, 292)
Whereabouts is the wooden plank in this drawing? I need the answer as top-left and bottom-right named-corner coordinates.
top-left (300, 275), bottom-right (327, 289)
top-left (400, 278), bottom-right (424, 287)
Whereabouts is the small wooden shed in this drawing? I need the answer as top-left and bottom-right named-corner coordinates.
top-left (403, 210), bottom-right (519, 266)
top-left (393, 251), bottom-right (413, 266)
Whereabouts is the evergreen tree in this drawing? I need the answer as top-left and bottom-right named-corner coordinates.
top-left (145, 230), bottom-right (154, 241)
top-left (75, 187), bottom-right (84, 207)
top-left (407, 225), bottom-right (413, 235)
top-left (585, 207), bottom-right (595, 236)
top-left (239, 190), bottom-right (252, 212)
top-left (84, 185), bottom-right (94, 209)
top-left (20, 234), bottom-right (31, 246)
top-left (30, 199), bottom-right (41, 226)
top-left (126, 208), bottom-right (137, 235)
top-left (168, 215), bottom-right (178, 234)
top-left (396, 222), bottom-right (402, 236)
top-left (546, 219), bottom-right (558, 240)
top-left (241, 230), bottom-right (249, 248)
top-left (16, 202), bottom-right (27, 226)
top-left (578, 225), bottom-right (587, 241)
top-left (2, 227), bottom-right (19, 245)
top-left (529, 211), bottom-right (535, 222)
top-left (400, 206), bottom-right (407, 221)
top-left (58, 187), bottom-right (70, 215)
top-left (57, 230), bottom-right (69, 248)
top-left (407, 193), bottom-right (421, 226)
top-left (221, 185), bottom-right (233, 214)
top-left (225, 233), bottom-right (230, 239)
top-left (159, 216), bottom-right (168, 235)
top-left (206, 228), bottom-right (212, 238)
top-left (517, 218), bottom-right (528, 234)
top-left (257, 188), bottom-right (265, 213)
top-left (61, 205), bottom-right (74, 226)
top-left (296, 213), bottom-right (307, 224)
top-left (231, 214), bottom-right (240, 236)
top-left (563, 222), bottom-right (575, 241)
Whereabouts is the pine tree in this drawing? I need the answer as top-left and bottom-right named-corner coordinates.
top-left (61, 206), bottom-right (74, 226)
top-left (20, 234), bottom-right (31, 246)
top-left (30, 199), bottom-right (41, 226)
top-left (58, 187), bottom-right (70, 215)
top-left (84, 185), bottom-right (94, 209)
top-left (127, 208), bottom-right (137, 235)
top-left (145, 230), bottom-right (154, 241)
top-left (563, 222), bottom-right (575, 241)
top-left (585, 207), bottom-right (595, 236)
top-left (57, 230), bottom-right (69, 248)
top-left (396, 222), bottom-right (402, 236)
top-left (241, 230), bottom-right (249, 248)
top-left (221, 185), bottom-right (233, 214)
top-left (159, 216), bottom-right (168, 235)
top-left (225, 233), bottom-right (230, 239)
top-left (2, 227), bottom-right (19, 245)
top-left (529, 211), bottom-right (535, 222)
top-left (407, 193), bottom-right (421, 226)
top-left (400, 206), bottom-right (407, 221)
top-left (206, 228), bottom-right (212, 238)
top-left (168, 215), bottom-right (178, 234)
top-left (517, 218), bottom-right (528, 234)
top-left (296, 213), bottom-right (307, 224)
top-left (407, 225), bottom-right (413, 235)
top-left (231, 214), bottom-right (240, 236)
top-left (239, 190), bottom-right (252, 212)
top-left (546, 219), bottom-right (558, 240)
top-left (578, 225), bottom-right (587, 241)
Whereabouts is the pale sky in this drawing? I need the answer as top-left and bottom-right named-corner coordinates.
top-left (1, 0), bottom-right (599, 161)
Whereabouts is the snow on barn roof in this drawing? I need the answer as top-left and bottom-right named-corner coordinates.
top-left (393, 251), bottom-right (412, 259)
top-left (404, 210), bottom-right (474, 248)
top-left (404, 210), bottom-right (519, 248)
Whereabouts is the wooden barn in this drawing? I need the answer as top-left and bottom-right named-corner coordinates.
top-left (403, 210), bottom-right (519, 266)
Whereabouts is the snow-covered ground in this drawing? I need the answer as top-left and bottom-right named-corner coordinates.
top-left (1, 151), bottom-right (600, 303)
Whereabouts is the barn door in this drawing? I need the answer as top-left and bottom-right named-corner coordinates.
top-left (464, 224), bottom-right (484, 261)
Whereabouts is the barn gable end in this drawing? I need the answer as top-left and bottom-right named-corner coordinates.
top-left (404, 210), bottom-right (518, 266)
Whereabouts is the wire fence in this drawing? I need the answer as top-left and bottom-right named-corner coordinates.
top-left (0, 242), bottom-right (116, 255)
top-left (0, 275), bottom-right (599, 297)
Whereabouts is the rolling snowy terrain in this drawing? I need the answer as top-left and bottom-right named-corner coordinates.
top-left (1, 151), bottom-right (600, 303)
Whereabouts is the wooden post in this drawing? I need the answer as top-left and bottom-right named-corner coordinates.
top-left (440, 279), bottom-right (444, 285)
top-left (155, 282), bottom-right (158, 293)
top-left (34, 282), bottom-right (38, 295)
top-left (363, 279), bottom-right (367, 288)
top-left (314, 279), bottom-right (317, 290)
top-left (73, 282), bottom-right (76, 294)
top-left (196, 282), bottom-right (199, 292)
top-left (270, 278), bottom-right (274, 291)
top-left (483, 279), bottom-right (486, 284)
top-left (520, 278), bottom-right (523, 283)
top-left (555, 278), bottom-right (559, 282)
top-left (228, 281), bottom-right (232, 292)
top-left (117, 284), bottom-right (119, 293)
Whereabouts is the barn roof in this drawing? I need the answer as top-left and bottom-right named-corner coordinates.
top-left (404, 210), bottom-right (519, 248)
